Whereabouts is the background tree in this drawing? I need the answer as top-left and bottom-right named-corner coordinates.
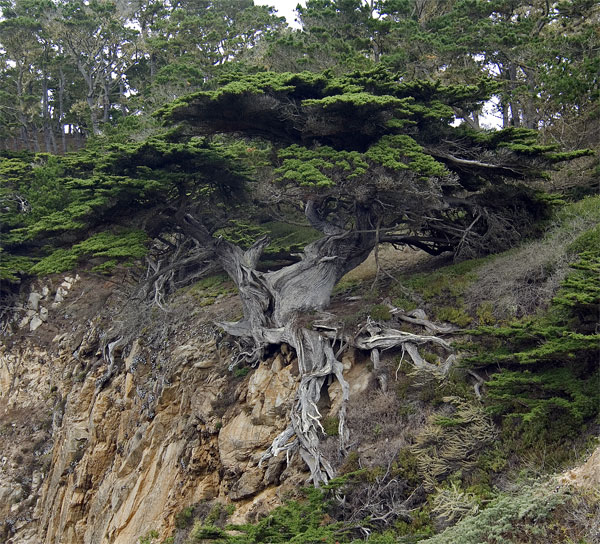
top-left (0, 0), bottom-right (596, 150)
top-left (128, 0), bottom-right (285, 110)
top-left (0, 0), bottom-right (48, 151)
top-left (52, 0), bottom-right (138, 135)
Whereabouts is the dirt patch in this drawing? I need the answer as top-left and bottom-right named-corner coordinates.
top-left (561, 446), bottom-right (600, 490)
top-left (342, 246), bottom-right (436, 283)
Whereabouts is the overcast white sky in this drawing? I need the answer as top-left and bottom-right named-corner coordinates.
top-left (255, 0), bottom-right (306, 27)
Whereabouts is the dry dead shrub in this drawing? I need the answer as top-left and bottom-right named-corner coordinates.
top-left (345, 386), bottom-right (430, 468)
top-left (563, 489), bottom-right (600, 544)
top-left (466, 241), bottom-right (570, 318)
top-left (412, 397), bottom-right (497, 491)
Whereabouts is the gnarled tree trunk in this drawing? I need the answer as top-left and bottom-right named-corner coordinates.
top-left (181, 202), bottom-right (376, 484)
top-left (180, 201), bottom-right (456, 484)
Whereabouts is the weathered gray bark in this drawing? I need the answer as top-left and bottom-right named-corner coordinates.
top-left (180, 202), bottom-right (376, 484)
top-left (181, 203), bottom-right (456, 485)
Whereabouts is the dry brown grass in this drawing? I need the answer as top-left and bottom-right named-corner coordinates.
top-left (465, 197), bottom-right (600, 319)
top-left (341, 245), bottom-right (434, 284)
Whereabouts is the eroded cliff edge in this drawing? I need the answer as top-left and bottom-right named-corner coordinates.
top-left (1, 272), bottom-right (374, 544)
top-left (2, 231), bottom-right (598, 544)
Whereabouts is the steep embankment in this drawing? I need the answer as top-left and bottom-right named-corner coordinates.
top-left (1, 197), bottom-right (598, 544)
top-left (0, 269), bottom-right (374, 543)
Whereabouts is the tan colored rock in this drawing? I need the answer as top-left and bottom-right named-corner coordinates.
top-left (228, 487), bottom-right (280, 525)
top-left (271, 354), bottom-right (284, 372)
top-left (230, 468), bottom-right (265, 501)
top-left (246, 360), bottom-right (297, 427)
top-left (219, 411), bottom-right (275, 468)
top-left (193, 358), bottom-right (215, 369)
top-left (328, 360), bottom-right (370, 414)
top-left (172, 344), bottom-right (196, 364)
top-left (560, 445), bottom-right (600, 490)
top-left (3, 274), bottom-right (319, 544)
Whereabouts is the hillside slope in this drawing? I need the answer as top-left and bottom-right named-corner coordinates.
top-left (0, 197), bottom-right (598, 544)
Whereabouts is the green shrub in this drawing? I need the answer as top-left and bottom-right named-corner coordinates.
top-left (233, 367), bottom-right (250, 378)
top-left (322, 416), bottom-right (340, 436)
top-left (139, 530), bottom-right (159, 544)
top-left (189, 522), bottom-right (227, 541)
top-left (29, 229), bottom-right (149, 276)
top-left (437, 306), bottom-right (472, 327)
top-left (463, 248), bottom-right (600, 452)
top-left (418, 482), bottom-right (569, 544)
top-left (228, 488), bottom-right (343, 543)
top-left (369, 304), bottom-right (393, 321)
top-left (175, 506), bottom-right (194, 529)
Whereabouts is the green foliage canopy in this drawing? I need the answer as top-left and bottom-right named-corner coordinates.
top-left (0, 133), bottom-right (250, 284)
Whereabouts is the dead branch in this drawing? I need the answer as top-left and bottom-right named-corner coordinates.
top-left (355, 319), bottom-right (456, 378)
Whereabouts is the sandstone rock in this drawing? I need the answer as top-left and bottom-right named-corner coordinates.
top-left (328, 360), bottom-right (370, 415)
top-left (341, 347), bottom-right (357, 371)
top-left (39, 307), bottom-right (49, 321)
top-left (271, 354), bottom-right (283, 373)
top-left (263, 455), bottom-right (286, 486)
top-left (124, 340), bottom-right (142, 372)
top-left (228, 487), bottom-right (281, 525)
top-left (219, 411), bottom-right (275, 468)
top-left (2, 274), bottom-right (316, 544)
top-left (172, 344), bottom-right (195, 363)
top-left (193, 359), bottom-right (215, 369)
top-left (173, 341), bottom-right (218, 368)
top-left (230, 468), bottom-right (264, 501)
top-left (0, 485), bottom-right (12, 504)
top-left (61, 278), bottom-right (73, 289)
top-left (560, 445), bottom-right (600, 490)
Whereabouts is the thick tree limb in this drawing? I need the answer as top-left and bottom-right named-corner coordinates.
top-left (429, 150), bottom-right (527, 177)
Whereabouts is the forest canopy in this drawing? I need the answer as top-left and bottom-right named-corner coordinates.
top-left (0, 0), bottom-right (597, 151)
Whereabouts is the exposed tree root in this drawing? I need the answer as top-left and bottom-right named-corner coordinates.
top-left (259, 326), bottom-right (350, 485)
top-left (355, 319), bottom-right (455, 378)
top-left (255, 315), bottom-right (457, 485)
top-left (176, 207), bottom-right (460, 485)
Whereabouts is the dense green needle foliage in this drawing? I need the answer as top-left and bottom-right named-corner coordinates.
top-left (2, 65), bottom-right (586, 291)
top-left (464, 238), bottom-right (600, 446)
top-left (1, 63), bottom-right (590, 292)
top-left (0, 134), bottom-right (251, 285)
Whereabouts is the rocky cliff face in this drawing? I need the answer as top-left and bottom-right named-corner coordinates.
top-left (0, 273), bottom-right (371, 544)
